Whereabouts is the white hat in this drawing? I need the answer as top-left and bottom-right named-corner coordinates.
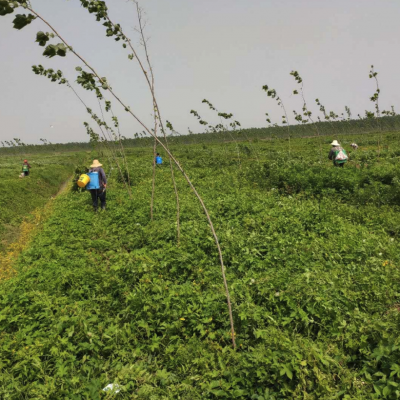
top-left (330, 140), bottom-right (340, 146)
top-left (90, 159), bottom-right (103, 168)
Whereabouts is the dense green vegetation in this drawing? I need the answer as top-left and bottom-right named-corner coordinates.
top-left (0, 152), bottom-right (84, 251)
top-left (1, 132), bottom-right (400, 398)
top-left (1, 115), bottom-right (400, 155)
top-left (1, 1), bottom-right (399, 397)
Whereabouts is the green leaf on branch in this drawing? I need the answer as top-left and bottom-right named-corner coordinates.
top-left (0, 1), bottom-right (14, 16)
top-left (43, 45), bottom-right (57, 58)
top-left (12, 13), bottom-right (36, 30)
top-left (56, 44), bottom-right (67, 57)
top-left (43, 43), bottom-right (67, 58)
top-left (35, 31), bottom-right (50, 46)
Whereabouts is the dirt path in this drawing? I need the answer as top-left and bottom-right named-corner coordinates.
top-left (50, 175), bottom-right (73, 198)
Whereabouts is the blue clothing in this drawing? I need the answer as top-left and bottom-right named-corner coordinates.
top-left (86, 172), bottom-right (100, 190)
top-left (155, 156), bottom-right (163, 165)
top-left (89, 167), bottom-right (107, 187)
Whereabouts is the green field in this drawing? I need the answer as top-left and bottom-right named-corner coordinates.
top-left (0, 152), bottom-right (85, 252)
top-left (1, 132), bottom-right (400, 398)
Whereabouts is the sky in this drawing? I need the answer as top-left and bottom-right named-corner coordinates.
top-left (0, 0), bottom-right (399, 145)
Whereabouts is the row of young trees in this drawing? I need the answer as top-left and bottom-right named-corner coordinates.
top-left (3, 63), bottom-right (399, 156)
top-left (2, 113), bottom-right (400, 156)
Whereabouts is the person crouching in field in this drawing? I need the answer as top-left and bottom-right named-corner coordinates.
top-left (328, 140), bottom-right (348, 167)
top-left (155, 153), bottom-right (163, 166)
top-left (89, 159), bottom-right (107, 211)
top-left (22, 159), bottom-right (31, 176)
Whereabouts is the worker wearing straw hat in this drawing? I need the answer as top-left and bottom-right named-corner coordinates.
top-left (88, 159), bottom-right (107, 211)
top-left (328, 140), bottom-right (348, 167)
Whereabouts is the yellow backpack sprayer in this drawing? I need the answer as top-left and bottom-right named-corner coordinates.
top-left (77, 174), bottom-right (90, 188)
top-left (77, 172), bottom-right (101, 189)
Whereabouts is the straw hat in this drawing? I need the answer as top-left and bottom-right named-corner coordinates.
top-left (90, 159), bottom-right (103, 168)
top-left (330, 140), bottom-right (340, 146)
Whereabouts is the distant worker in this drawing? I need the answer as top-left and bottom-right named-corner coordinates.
top-left (350, 143), bottom-right (358, 150)
top-left (155, 153), bottom-right (163, 166)
top-left (328, 140), bottom-right (348, 167)
top-left (88, 159), bottom-right (107, 211)
top-left (22, 159), bottom-right (31, 176)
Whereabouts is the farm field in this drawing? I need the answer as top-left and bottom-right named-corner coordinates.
top-left (0, 152), bottom-right (85, 253)
top-left (1, 132), bottom-right (400, 398)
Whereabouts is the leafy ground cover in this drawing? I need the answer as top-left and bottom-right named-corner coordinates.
top-left (1, 133), bottom-right (400, 398)
top-left (0, 152), bottom-right (85, 251)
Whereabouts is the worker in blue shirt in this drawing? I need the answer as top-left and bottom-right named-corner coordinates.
top-left (88, 159), bottom-right (107, 211)
top-left (155, 153), bottom-right (163, 166)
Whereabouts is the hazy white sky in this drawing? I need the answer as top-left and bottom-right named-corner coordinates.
top-left (0, 0), bottom-right (399, 144)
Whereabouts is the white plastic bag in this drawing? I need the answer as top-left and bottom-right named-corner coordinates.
top-left (335, 150), bottom-right (348, 161)
top-left (103, 383), bottom-right (121, 393)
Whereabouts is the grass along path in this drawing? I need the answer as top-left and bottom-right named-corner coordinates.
top-left (0, 152), bottom-right (84, 251)
top-left (0, 176), bottom-right (73, 283)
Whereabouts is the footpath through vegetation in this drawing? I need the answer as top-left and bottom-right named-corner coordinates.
top-left (1, 133), bottom-right (400, 398)
top-left (0, 152), bottom-right (84, 251)
top-left (0, 152), bottom-right (85, 282)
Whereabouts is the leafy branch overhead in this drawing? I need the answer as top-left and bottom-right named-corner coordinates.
top-left (0, 1), bottom-right (14, 16)
top-left (32, 65), bottom-right (67, 84)
top-left (3, 4), bottom-right (67, 58)
top-left (13, 13), bottom-right (35, 29)
top-left (262, 85), bottom-right (288, 126)
top-left (35, 31), bottom-right (50, 46)
top-left (43, 43), bottom-right (68, 58)
top-left (32, 64), bottom-right (118, 143)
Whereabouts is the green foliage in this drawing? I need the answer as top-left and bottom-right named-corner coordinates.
top-left (0, 0), bottom-right (14, 16)
top-left (12, 13), bottom-right (36, 30)
top-left (1, 2), bottom-right (400, 394)
top-left (249, 162), bottom-right (400, 205)
top-left (0, 133), bottom-right (400, 397)
top-left (290, 70), bottom-right (303, 84)
top-left (35, 31), bottom-right (50, 47)
top-left (32, 65), bottom-right (67, 85)
top-left (2, 120), bottom-right (400, 157)
top-left (43, 43), bottom-right (68, 58)
top-left (0, 152), bottom-right (83, 251)
top-left (80, 0), bottom-right (108, 22)
top-left (115, 167), bottom-right (131, 186)
top-left (76, 70), bottom-right (104, 98)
